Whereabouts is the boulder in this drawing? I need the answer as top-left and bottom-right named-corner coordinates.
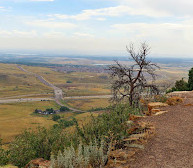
top-left (166, 96), bottom-right (183, 106)
top-left (168, 91), bottom-right (193, 98)
top-left (129, 114), bottom-right (145, 121)
top-left (147, 102), bottom-right (168, 116)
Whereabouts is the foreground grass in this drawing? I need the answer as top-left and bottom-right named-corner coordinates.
top-left (0, 165), bottom-right (18, 168)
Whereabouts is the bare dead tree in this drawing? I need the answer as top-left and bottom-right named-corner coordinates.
top-left (108, 42), bottom-right (160, 107)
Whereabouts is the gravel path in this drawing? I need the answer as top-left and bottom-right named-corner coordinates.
top-left (129, 98), bottom-right (193, 168)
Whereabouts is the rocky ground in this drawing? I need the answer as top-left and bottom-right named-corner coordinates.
top-left (129, 97), bottom-right (193, 168)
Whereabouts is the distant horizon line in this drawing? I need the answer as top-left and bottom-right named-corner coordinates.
top-left (0, 53), bottom-right (193, 60)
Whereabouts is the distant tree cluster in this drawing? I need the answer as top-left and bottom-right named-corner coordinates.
top-left (60, 106), bottom-right (70, 112)
top-left (167, 68), bottom-right (193, 93)
top-left (34, 106), bottom-right (70, 115)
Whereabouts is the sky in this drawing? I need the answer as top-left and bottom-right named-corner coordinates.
top-left (1, 0), bottom-right (193, 56)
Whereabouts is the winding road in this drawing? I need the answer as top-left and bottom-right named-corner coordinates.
top-left (0, 65), bottom-right (111, 112)
top-left (17, 65), bottom-right (63, 101)
top-left (17, 65), bottom-right (76, 111)
top-left (16, 65), bottom-right (101, 112)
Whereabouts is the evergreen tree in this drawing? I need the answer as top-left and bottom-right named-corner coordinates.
top-left (188, 68), bottom-right (193, 90)
top-left (175, 78), bottom-right (189, 91)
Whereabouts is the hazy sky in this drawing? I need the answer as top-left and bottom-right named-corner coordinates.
top-left (1, 0), bottom-right (193, 56)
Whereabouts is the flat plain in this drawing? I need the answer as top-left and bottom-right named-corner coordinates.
top-left (0, 57), bottom-right (190, 143)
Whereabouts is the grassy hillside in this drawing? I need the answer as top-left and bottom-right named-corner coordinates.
top-left (0, 63), bottom-right (53, 98)
top-left (0, 100), bottom-right (102, 144)
top-left (22, 65), bottom-right (111, 96)
top-left (0, 63), bottom-right (188, 144)
top-left (0, 101), bottom-right (59, 143)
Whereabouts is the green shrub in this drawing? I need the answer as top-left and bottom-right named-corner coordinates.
top-left (88, 107), bottom-right (107, 112)
top-left (46, 108), bottom-right (54, 113)
top-left (75, 104), bottom-right (139, 148)
top-left (8, 127), bottom-right (70, 167)
top-left (188, 68), bottom-right (193, 90)
top-left (52, 114), bottom-right (61, 121)
top-left (53, 119), bottom-right (75, 129)
top-left (66, 81), bottom-right (72, 83)
top-left (6, 103), bottom-right (139, 167)
top-left (167, 78), bottom-right (189, 93)
top-left (60, 106), bottom-right (70, 112)
top-left (50, 140), bottom-right (110, 168)
top-left (34, 109), bottom-right (39, 114)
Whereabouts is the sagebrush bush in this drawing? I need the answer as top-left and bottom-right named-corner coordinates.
top-left (75, 104), bottom-right (139, 149)
top-left (8, 127), bottom-right (71, 167)
top-left (50, 140), bottom-right (110, 168)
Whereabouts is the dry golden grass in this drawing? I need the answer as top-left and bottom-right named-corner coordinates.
top-left (0, 99), bottom-right (103, 143)
top-left (63, 83), bottom-right (110, 96)
top-left (0, 101), bottom-right (59, 143)
top-left (166, 96), bottom-right (183, 106)
top-left (22, 65), bottom-right (111, 96)
top-left (65, 98), bottom-right (110, 111)
top-left (0, 63), bottom-right (53, 98)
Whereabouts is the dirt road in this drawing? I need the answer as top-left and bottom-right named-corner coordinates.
top-left (129, 98), bottom-right (193, 168)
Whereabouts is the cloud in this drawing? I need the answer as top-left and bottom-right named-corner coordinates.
top-left (2, 0), bottom-right (193, 56)
top-left (0, 30), bottom-right (37, 37)
top-left (0, 6), bottom-right (9, 12)
top-left (29, 0), bottom-right (54, 1)
top-left (96, 18), bottom-right (106, 21)
top-left (7, 0), bottom-right (54, 1)
top-left (26, 20), bottom-right (77, 29)
top-left (117, 0), bottom-right (193, 17)
top-left (73, 32), bottom-right (94, 38)
top-left (110, 21), bottom-right (193, 55)
top-left (49, 5), bottom-right (170, 21)
top-left (43, 32), bottom-right (66, 38)
top-left (111, 22), bottom-right (193, 32)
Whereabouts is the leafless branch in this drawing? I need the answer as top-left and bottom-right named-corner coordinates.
top-left (108, 42), bottom-right (160, 107)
